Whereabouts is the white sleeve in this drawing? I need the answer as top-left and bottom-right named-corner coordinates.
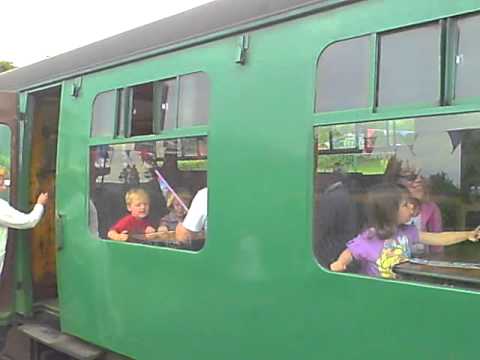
top-left (182, 189), bottom-right (207, 232)
top-left (0, 199), bottom-right (44, 229)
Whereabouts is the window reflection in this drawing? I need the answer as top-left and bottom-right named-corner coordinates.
top-left (89, 137), bottom-right (207, 251)
top-left (314, 113), bottom-right (480, 290)
top-left (455, 14), bottom-right (480, 101)
top-left (378, 22), bottom-right (441, 107)
top-left (315, 36), bottom-right (370, 112)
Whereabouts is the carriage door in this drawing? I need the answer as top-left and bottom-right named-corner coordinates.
top-left (22, 87), bottom-right (61, 307)
top-left (0, 92), bottom-right (19, 315)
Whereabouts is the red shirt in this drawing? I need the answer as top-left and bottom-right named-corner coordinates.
top-left (110, 214), bottom-right (152, 234)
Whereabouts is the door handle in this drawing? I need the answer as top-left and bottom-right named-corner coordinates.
top-left (55, 212), bottom-right (65, 251)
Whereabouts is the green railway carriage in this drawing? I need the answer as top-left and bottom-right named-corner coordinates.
top-left (1, 0), bottom-right (480, 359)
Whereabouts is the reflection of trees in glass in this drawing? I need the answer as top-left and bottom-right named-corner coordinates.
top-left (0, 155), bottom-right (9, 169)
top-left (317, 153), bottom-right (389, 174)
top-left (429, 172), bottom-right (461, 230)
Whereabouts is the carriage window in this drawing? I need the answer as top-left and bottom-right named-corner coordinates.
top-left (178, 72), bottom-right (210, 127)
top-left (454, 14), bottom-right (480, 101)
top-left (378, 22), bottom-right (441, 107)
top-left (91, 90), bottom-right (118, 137)
top-left (130, 83), bottom-right (154, 136)
top-left (155, 78), bottom-right (177, 131)
top-left (92, 72), bottom-right (210, 138)
top-left (314, 112), bottom-right (480, 291)
top-left (315, 36), bottom-right (370, 112)
top-left (89, 136), bottom-right (207, 251)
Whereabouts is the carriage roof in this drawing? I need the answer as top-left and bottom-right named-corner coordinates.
top-left (0, 0), bottom-right (355, 92)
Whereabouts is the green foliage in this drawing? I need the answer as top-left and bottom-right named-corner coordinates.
top-left (0, 61), bottom-right (15, 73)
top-left (317, 153), bottom-right (388, 175)
top-left (0, 154), bottom-right (10, 169)
top-left (178, 159), bottom-right (207, 171)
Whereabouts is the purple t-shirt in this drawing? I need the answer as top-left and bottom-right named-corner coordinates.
top-left (347, 224), bottom-right (420, 278)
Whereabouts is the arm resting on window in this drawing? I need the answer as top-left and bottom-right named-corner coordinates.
top-left (420, 229), bottom-right (479, 246)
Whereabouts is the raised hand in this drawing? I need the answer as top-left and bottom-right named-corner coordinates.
top-left (36, 193), bottom-right (48, 206)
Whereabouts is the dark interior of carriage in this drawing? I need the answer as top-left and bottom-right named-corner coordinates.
top-left (28, 87), bottom-right (61, 303)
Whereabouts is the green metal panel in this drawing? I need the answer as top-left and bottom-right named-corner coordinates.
top-left (15, 93), bottom-right (35, 316)
top-left (50, 1), bottom-right (480, 359)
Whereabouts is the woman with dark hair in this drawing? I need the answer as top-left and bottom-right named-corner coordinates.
top-left (385, 157), bottom-right (443, 252)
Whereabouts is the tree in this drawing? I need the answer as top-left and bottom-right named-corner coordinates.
top-left (0, 61), bottom-right (15, 73)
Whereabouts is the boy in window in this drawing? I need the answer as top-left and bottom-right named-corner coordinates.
top-left (107, 188), bottom-right (156, 241)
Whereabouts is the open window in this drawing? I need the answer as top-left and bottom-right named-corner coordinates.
top-left (91, 72), bottom-right (210, 138)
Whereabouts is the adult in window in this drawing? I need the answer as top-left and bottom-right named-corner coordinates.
top-left (0, 167), bottom-right (48, 273)
top-left (175, 137), bottom-right (208, 244)
top-left (385, 157), bottom-right (443, 253)
top-left (175, 187), bottom-right (207, 242)
top-left (314, 165), bottom-right (363, 269)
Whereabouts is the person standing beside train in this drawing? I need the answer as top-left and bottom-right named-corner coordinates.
top-left (0, 167), bottom-right (48, 273)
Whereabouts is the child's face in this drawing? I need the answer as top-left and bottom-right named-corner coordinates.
top-left (408, 202), bottom-right (420, 218)
top-left (173, 199), bottom-right (187, 217)
top-left (127, 197), bottom-right (150, 219)
top-left (397, 198), bottom-right (414, 224)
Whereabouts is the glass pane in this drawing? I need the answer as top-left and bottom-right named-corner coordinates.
top-left (91, 91), bottom-right (117, 137)
top-left (178, 72), bottom-right (210, 127)
top-left (131, 83), bottom-right (153, 136)
top-left (0, 124), bottom-right (11, 201)
top-left (154, 78), bottom-right (177, 131)
top-left (455, 14), bottom-right (480, 100)
top-left (314, 112), bottom-right (480, 291)
top-left (89, 136), bottom-right (207, 251)
top-left (315, 36), bottom-right (370, 112)
top-left (378, 23), bottom-right (440, 107)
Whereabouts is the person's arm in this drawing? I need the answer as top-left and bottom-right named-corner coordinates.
top-left (0, 193), bottom-right (47, 229)
top-left (107, 229), bottom-right (128, 241)
top-left (420, 227), bottom-right (480, 246)
top-left (330, 249), bottom-right (354, 272)
top-left (176, 188), bottom-right (207, 242)
top-left (175, 223), bottom-right (196, 242)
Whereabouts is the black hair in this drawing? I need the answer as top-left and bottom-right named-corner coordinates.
top-left (366, 182), bottom-right (410, 240)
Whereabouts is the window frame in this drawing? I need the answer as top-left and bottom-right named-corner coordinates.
top-left (314, 11), bottom-right (480, 117)
top-left (86, 133), bottom-right (208, 250)
top-left (90, 71), bottom-right (210, 140)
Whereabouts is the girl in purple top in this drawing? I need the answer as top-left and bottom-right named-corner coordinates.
top-left (330, 183), bottom-right (480, 279)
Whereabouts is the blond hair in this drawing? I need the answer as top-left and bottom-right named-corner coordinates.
top-left (125, 188), bottom-right (150, 206)
top-left (166, 189), bottom-right (192, 209)
top-left (0, 166), bottom-right (8, 177)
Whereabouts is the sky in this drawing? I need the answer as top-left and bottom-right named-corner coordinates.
top-left (1, 0), bottom-right (214, 67)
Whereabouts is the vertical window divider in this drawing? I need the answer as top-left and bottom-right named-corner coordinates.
top-left (441, 18), bottom-right (459, 106)
top-left (369, 33), bottom-right (379, 113)
top-left (124, 88), bottom-right (133, 138)
top-left (113, 89), bottom-right (121, 137)
top-left (174, 75), bottom-right (181, 128)
top-left (152, 81), bottom-right (162, 134)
